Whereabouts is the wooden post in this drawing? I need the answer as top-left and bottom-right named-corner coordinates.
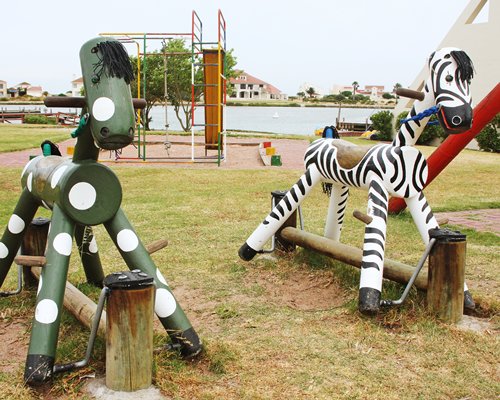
top-left (272, 190), bottom-right (297, 252)
top-left (21, 217), bottom-right (50, 288)
top-left (104, 271), bottom-right (155, 392)
top-left (427, 228), bottom-right (466, 323)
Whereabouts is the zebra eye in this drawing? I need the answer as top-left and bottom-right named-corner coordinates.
top-left (445, 74), bottom-right (453, 82)
top-left (444, 54), bottom-right (451, 59)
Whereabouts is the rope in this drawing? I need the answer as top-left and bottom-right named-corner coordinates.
top-left (400, 105), bottom-right (440, 124)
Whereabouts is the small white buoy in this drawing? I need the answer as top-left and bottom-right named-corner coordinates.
top-left (272, 112), bottom-right (279, 119)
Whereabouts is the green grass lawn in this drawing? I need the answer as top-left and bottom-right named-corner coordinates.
top-left (0, 124), bottom-right (72, 153)
top-left (0, 131), bottom-right (498, 399)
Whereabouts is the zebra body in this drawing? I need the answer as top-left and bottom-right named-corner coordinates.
top-left (239, 47), bottom-right (475, 313)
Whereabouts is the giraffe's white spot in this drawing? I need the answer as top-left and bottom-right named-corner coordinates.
top-left (0, 242), bottom-right (8, 259)
top-left (51, 165), bottom-right (68, 189)
top-left (53, 233), bottom-right (72, 256)
top-left (35, 299), bottom-right (58, 324)
top-left (116, 229), bottom-right (139, 252)
top-left (27, 172), bottom-right (33, 192)
top-left (68, 182), bottom-right (97, 210)
top-left (156, 268), bottom-right (168, 286)
top-left (92, 97), bottom-right (115, 122)
top-left (37, 275), bottom-right (43, 295)
top-left (154, 288), bottom-right (177, 318)
top-left (88, 236), bottom-right (98, 253)
top-left (8, 214), bottom-right (25, 234)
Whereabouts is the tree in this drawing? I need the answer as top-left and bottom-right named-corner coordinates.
top-left (393, 82), bottom-right (402, 104)
top-left (131, 39), bottom-right (238, 131)
top-left (370, 110), bottom-right (393, 141)
top-left (306, 87), bottom-right (316, 98)
top-left (476, 113), bottom-right (500, 152)
top-left (352, 81), bottom-right (359, 101)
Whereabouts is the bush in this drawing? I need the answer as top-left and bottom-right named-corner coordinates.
top-left (395, 111), bottom-right (446, 145)
top-left (24, 114), bottom-right (57, 125)
top-left (370, 110), bottom-right (393, 141)
top-left (476, 114), bottom-right (500, 152)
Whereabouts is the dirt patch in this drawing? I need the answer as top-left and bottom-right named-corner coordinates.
top-left (0, 318), bottom-right (30, 374)
top-left (245, 267), bottom-right (349, 311)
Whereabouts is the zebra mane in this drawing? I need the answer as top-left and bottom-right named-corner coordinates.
top-left (450, 50), bottom-right (474, 83)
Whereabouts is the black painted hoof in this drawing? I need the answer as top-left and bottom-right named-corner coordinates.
top-left (358, 287), bottom-right (381, 315)
top-left (464, 290), bottom-right (475, 311)
top-left (173, 327), bottom-right (203, 359)
top-left (24, 354), bottom-right (54, 386)
top-left (238, 242), bottom-right (257, 261)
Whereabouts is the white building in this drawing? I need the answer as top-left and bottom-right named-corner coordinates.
top-left (229, 71), bottom-right (287, 100)
top-left (0, 80), bottom-right (7, 97)
top-left (71, 77), bottom-right (84, 97)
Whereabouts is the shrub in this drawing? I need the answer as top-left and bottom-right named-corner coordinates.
top-left (395, 111), bottom-right (446, 145)
top-left (476, 114), bottom-right (500, 152)
top-left (24, 114), bottom-right (57, 125)
top-left (370, 110), bottom-right (393, 141)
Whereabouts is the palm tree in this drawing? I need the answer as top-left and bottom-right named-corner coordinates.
top-left (306, 87), bottom-right (316, 98)
top-left (393, 82), bottom-right (402, 104)
top-left (352, 81), bottom-right (359, 101)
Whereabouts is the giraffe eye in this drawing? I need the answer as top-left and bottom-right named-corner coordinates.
top-left (445, 75), bottom-right (453, 82)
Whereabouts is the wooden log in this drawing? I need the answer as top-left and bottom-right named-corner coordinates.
top-left (427, 230), bottom-right (466, 323)
top-left (21, 217), bottom-right (50, 288)
top-left (280, 227), bottom-right (428, 289)
top-left (145, 238), bottom-right (168, 254)
top-left (31, 268), bottom-right (106, 338)
top-left (105, 272), bottom-right (154, 392)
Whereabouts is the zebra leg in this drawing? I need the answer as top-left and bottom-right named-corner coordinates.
top-left (239, 165), bottom-right (323, 261)
top-left (24, 204), bottom-right (74, 384)
top-left (104, 208), bottom-right (202, 358)
top-left (359, 175), bottom-right (389, 315)
top-left (0, 189), bottom-right (39, 288)
top-left (75, 225), bottom-right (105, 287)
top-left (324, 185), bottom-right (349, 241)
top-left (405, 193), bottom-right (475, 310)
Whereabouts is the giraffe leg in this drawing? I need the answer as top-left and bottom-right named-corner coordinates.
top-left (239, 165), bottom-right (323, 261)
top-left (75, 225), bottom-right (104, 287)
top-left (359, 175), bottom-right (389, 315)
top-left (104, 208), bottom-right (202, 358)
top-left (0, 189), bottom-right (39, 288)
top-left (24, 205), bottom-right (74, 385)
top-left (324, 185), bottom-right (349, 241)
top-left (405, 193), bottom-right (475, 310)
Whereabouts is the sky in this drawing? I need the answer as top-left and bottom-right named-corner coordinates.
top-left (1, 0), bottom-right (474, 96)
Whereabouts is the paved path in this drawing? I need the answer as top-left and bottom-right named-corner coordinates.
top-left (435, 209), bottom-right (500, 236)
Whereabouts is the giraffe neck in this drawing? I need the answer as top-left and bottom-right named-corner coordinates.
top-left (392, 78), bottom-right (436, 147)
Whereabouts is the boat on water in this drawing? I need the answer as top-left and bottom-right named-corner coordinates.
top-left (272, 112), bottom-right (279, 119)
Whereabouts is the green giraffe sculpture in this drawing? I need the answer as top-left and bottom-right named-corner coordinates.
top-left (0, 37), bottom-right (201, 385)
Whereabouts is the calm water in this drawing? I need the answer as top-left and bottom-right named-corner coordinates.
top-left (1, 104), bottom-right (383, 135)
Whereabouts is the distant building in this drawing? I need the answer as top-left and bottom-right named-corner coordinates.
top-left (6, 82), bottom-right (45, 98)
top-left (0, 80), bottom-right (6, 97)
top-left (298, 83), bottom-right (325, 98)
top-left (229, 71), bottom-right (287, 100)
top-left (331, 84), bottom-right (386, 100)
top-left (71, 77), bottom-right (84, 97)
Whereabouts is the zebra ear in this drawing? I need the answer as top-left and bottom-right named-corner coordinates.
top-left (428, 51), bottom-right (436, 66)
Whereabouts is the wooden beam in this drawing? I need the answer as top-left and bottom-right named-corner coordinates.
top-left (280, 227), bottom-right (428, 290)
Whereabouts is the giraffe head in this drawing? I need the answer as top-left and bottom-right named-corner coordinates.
top-left (428, 47), bottom-right (474, 134)
top-left (79, 37), bottom-right (136, 150)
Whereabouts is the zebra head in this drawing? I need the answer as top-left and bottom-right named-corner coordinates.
top-left (429, 47), bottom-right (474, 134)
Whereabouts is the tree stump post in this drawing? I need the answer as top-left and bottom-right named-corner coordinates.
top-left (104, 270), bottom-right (155, 392)
top-left (21, 217), bottom-right (50, 289)
top-left (271, 190), bottom-right (297, 252)
top-left (427, 228), bottom-right (466, 323)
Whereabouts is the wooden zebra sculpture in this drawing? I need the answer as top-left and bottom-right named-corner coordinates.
top-left (0, 37), bottom-right (201, 384)
top-left (239, 47), bottom-right (475, 314)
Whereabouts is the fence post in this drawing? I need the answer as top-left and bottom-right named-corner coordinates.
top-left (104, 271), bottom-right (155, 392)
top-left (427, 228), bottom-right (466, 323)
top-left (21, 217), bottom-right (50, 289)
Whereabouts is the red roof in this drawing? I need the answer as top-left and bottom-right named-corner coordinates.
top-left (72, 77), bottom-right (84, 83)
top-left (230, 71), bottom-right (282, 95)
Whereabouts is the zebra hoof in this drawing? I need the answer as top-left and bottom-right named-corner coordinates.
top-left (358, 287), bottom-right (381, 315)
top-left (464, 290), bottom-right (475, 311)
top-left (239, 242), bottom-right (257, 261)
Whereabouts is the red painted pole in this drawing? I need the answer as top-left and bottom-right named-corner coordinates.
top-left (389, 83), bottom-right (500, 214)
